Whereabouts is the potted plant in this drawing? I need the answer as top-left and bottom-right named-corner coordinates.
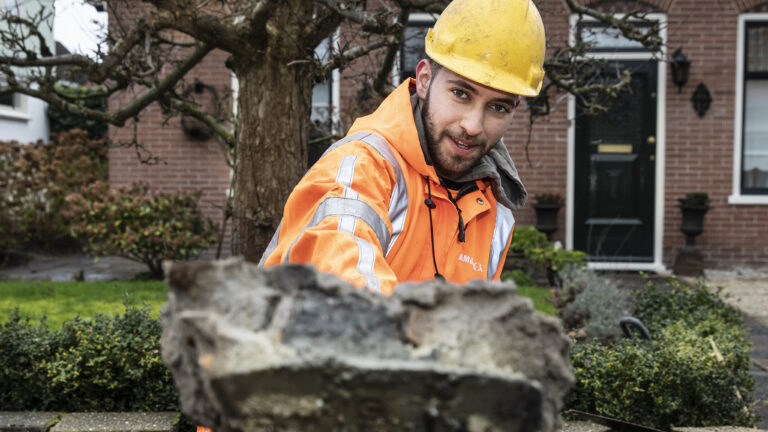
top-left (678, 192), bottom-right (711, 246)
top-left (532, 192), bottom-right (564, 239)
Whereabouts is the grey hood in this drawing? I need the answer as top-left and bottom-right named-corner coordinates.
top-left (453, 140), bottom-right (527, 210)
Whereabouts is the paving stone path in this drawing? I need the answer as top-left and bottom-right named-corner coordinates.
top-left (707, 272), bottom-right (768, 430)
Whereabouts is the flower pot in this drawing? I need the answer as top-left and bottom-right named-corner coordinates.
top-left (534, 204), bottom-right (561, 239)
top-left (680, 205), bottom-right (709, 246)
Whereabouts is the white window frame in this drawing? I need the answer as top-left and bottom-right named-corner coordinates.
top-left (729, 13), bottom-right (768, 205)
top-left (0, 90), bottom-right (30, 121)
top-left (566, 13), bottom-right (669, 273)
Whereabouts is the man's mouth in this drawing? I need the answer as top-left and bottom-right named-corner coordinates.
top-left (449, 136), bottom-right (478, 152)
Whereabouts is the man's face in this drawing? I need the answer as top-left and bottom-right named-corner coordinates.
top-left (416, 60), bottom-right (519, 178)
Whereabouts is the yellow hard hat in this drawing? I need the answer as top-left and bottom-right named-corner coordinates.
top-left (424, 0), bottom-right (547, 97)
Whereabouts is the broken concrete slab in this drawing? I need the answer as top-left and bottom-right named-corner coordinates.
top-left (161, 258), bottom-right (574, 432)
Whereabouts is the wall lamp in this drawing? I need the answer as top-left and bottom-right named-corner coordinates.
top-left (670, 48), bottom-right (690, 92)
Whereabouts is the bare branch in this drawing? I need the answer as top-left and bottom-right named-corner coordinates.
top-left (373, 7), bottom-right (410, 96)
top-left (2, 12), bottom-right (54, 58)
top-left (112, 42), bottom-right (214, 124)
top-left (319, 35), bottom-right (397, 76)
top-left (142, 0), bottom-right (255, 55)
top-left (563, 0), bottom-right (663, 48)
top-left (0, 53), bottom-right (95, 68)
top-left (317, 0), bottom-right (402, 33)
top-left (169, 98), bottom-right (235, 149)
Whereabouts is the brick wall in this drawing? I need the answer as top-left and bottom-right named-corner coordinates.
top-left (109, 0), bottom-right (768, 270)
top-left (504, 0), bottom-right (768, 269)
top-left (107, 4), bottom-right (232, 258)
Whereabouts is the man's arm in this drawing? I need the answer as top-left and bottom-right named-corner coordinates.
top-left (260, 139), bottom-right (400, 295)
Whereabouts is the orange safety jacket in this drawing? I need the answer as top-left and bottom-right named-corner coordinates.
top-left (260, 79), bottom-right (524, 295)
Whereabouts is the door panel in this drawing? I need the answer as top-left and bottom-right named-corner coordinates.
top-left (574, 61), bottom-right (657, 262)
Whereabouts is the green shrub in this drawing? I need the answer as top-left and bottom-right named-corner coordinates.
top-left (501, 268), bottom-right (534, 287)
top-left (67, 182), bottom-right (219, 278)
top-left (47, 83), bottom-right (108, 139)
top-left (558, 265), bottom-right (631, 342)
top-left (510, 225), bottom-right (549, 253)
top-left (0, 307), bottom-right (178, 411)
top-left (0, 130), bottom-right (108, 251)
top-left (566, 278), bottom-right (756, 430)
top-left (508, 225), bottom-right (586, 287)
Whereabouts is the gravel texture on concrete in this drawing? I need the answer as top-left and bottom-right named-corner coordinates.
top-left (0, 412), bottom-right (62, 432)
top-left (49, 412), bottom-right (177, 432)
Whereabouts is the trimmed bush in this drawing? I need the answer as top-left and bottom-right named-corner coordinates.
top-left (0, 130), bottom-right (108, 252)
top-left (558, 265), bottom-right (631, 342)
top-left (47, 83), bottom-right (108, 139)
top-left (0, 307), bottom-right (178, 411)
top-left (566, 278), bottom-right (756, 430)
top-left (508, 225), bottom-right (586, 286)
top-left (67, 182), bottom-right (219, 278)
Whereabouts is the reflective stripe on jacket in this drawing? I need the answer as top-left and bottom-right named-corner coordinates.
top-left (260, 79), bottom-right (516, 295)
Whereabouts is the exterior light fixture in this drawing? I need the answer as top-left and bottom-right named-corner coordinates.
top-left (670, 48), bottom-right (690, 92)
top-left (691, 83), bottom-right (712, 117)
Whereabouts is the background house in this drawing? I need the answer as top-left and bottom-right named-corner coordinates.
top-left (109, 0), bottom-right (768, 271)
top-left (0, 0), bottom-right (54, 143)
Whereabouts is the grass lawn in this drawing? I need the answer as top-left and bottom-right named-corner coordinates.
top-left (0, 280), bottom-right (167, 328)
top-left (516, 284), bottom-right (558, 316)
top-left (0, 275), bottom-right (557, 329)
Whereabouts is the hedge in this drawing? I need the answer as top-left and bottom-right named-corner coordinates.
top-left (0, 278), bottom-right (755, 431)
top-left (0, 307), bottom-right (177, 411)
top-left (566, 278), bottom-right (756, 430)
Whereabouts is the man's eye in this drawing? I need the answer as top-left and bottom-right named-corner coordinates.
top-left (451, 89), bottom-right (468, 99)
top-left (490, 104), bottom-right (510, 113)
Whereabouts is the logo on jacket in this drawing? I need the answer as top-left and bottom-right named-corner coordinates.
top-left (458, 253), bottom-right (483, 273)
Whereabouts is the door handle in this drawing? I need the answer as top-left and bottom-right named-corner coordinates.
top-left (647, 136), bottom-right (656, 145)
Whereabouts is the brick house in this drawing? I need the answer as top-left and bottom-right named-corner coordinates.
top-left (110, 0), bottom-right (768, 271)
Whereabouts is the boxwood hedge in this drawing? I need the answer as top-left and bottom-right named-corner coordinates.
top-left (0, 306), bottom-right (177, 411)
top-left (566, 278), bottom-right (756, 430)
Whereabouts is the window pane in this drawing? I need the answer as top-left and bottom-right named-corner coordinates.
top-left (579, 22), bottom-right (656, 52)
top-left (743, 80), bottom-right (768, 190)
top-left (401, 25), bottom-right (429, 81)
top-left (311, 38), bottom-right (333, 125)
top-left (0, 92), bottom-right (14, 107)
top-left (747, 24), bottom-right (768, 73)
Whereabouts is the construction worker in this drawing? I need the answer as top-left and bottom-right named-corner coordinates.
top-left (259, 0), bottom-right (546, 295)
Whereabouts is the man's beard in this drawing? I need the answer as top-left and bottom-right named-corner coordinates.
top-left (422, 88), bottom-right (488, 180)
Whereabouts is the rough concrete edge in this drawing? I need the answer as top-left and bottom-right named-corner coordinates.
top-left (48, 412), bottom-right (178, 432)
top-left (0, 412), bottom-right (63, 432)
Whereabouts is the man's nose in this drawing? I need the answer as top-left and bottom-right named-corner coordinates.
top-left (459, 107), bottom-right (483, 137)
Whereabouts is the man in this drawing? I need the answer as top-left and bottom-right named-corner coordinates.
top-left (259, 0), bottom-right (546, 295)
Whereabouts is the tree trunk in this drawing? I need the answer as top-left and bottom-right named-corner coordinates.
top-left (230, 4), bottom-right (315, 262)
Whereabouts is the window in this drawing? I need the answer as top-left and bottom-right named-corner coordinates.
top-left (0, 91), bottom-right (14, 108)
top-left (308, 35), bottom-right (339, 167)
top-left (0, 86), bottom-right (27, 120)
top-left (576, 21), bottom-right (658, 53)
top-left (732, 14), bottom-right (768, 203)
top-left (398, 13), bottom-right (438, 83)
top-left (742, 21), bottom-right (768, 193)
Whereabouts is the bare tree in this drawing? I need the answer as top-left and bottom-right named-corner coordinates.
top-left (0, 0), bottom-right (663, 261)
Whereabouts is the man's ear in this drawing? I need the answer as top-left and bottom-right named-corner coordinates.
top-left (414, 59), bottom-right (432, 100)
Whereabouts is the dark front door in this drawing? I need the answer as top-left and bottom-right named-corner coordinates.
top-left (574, 60), bottom-right (657, 262)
